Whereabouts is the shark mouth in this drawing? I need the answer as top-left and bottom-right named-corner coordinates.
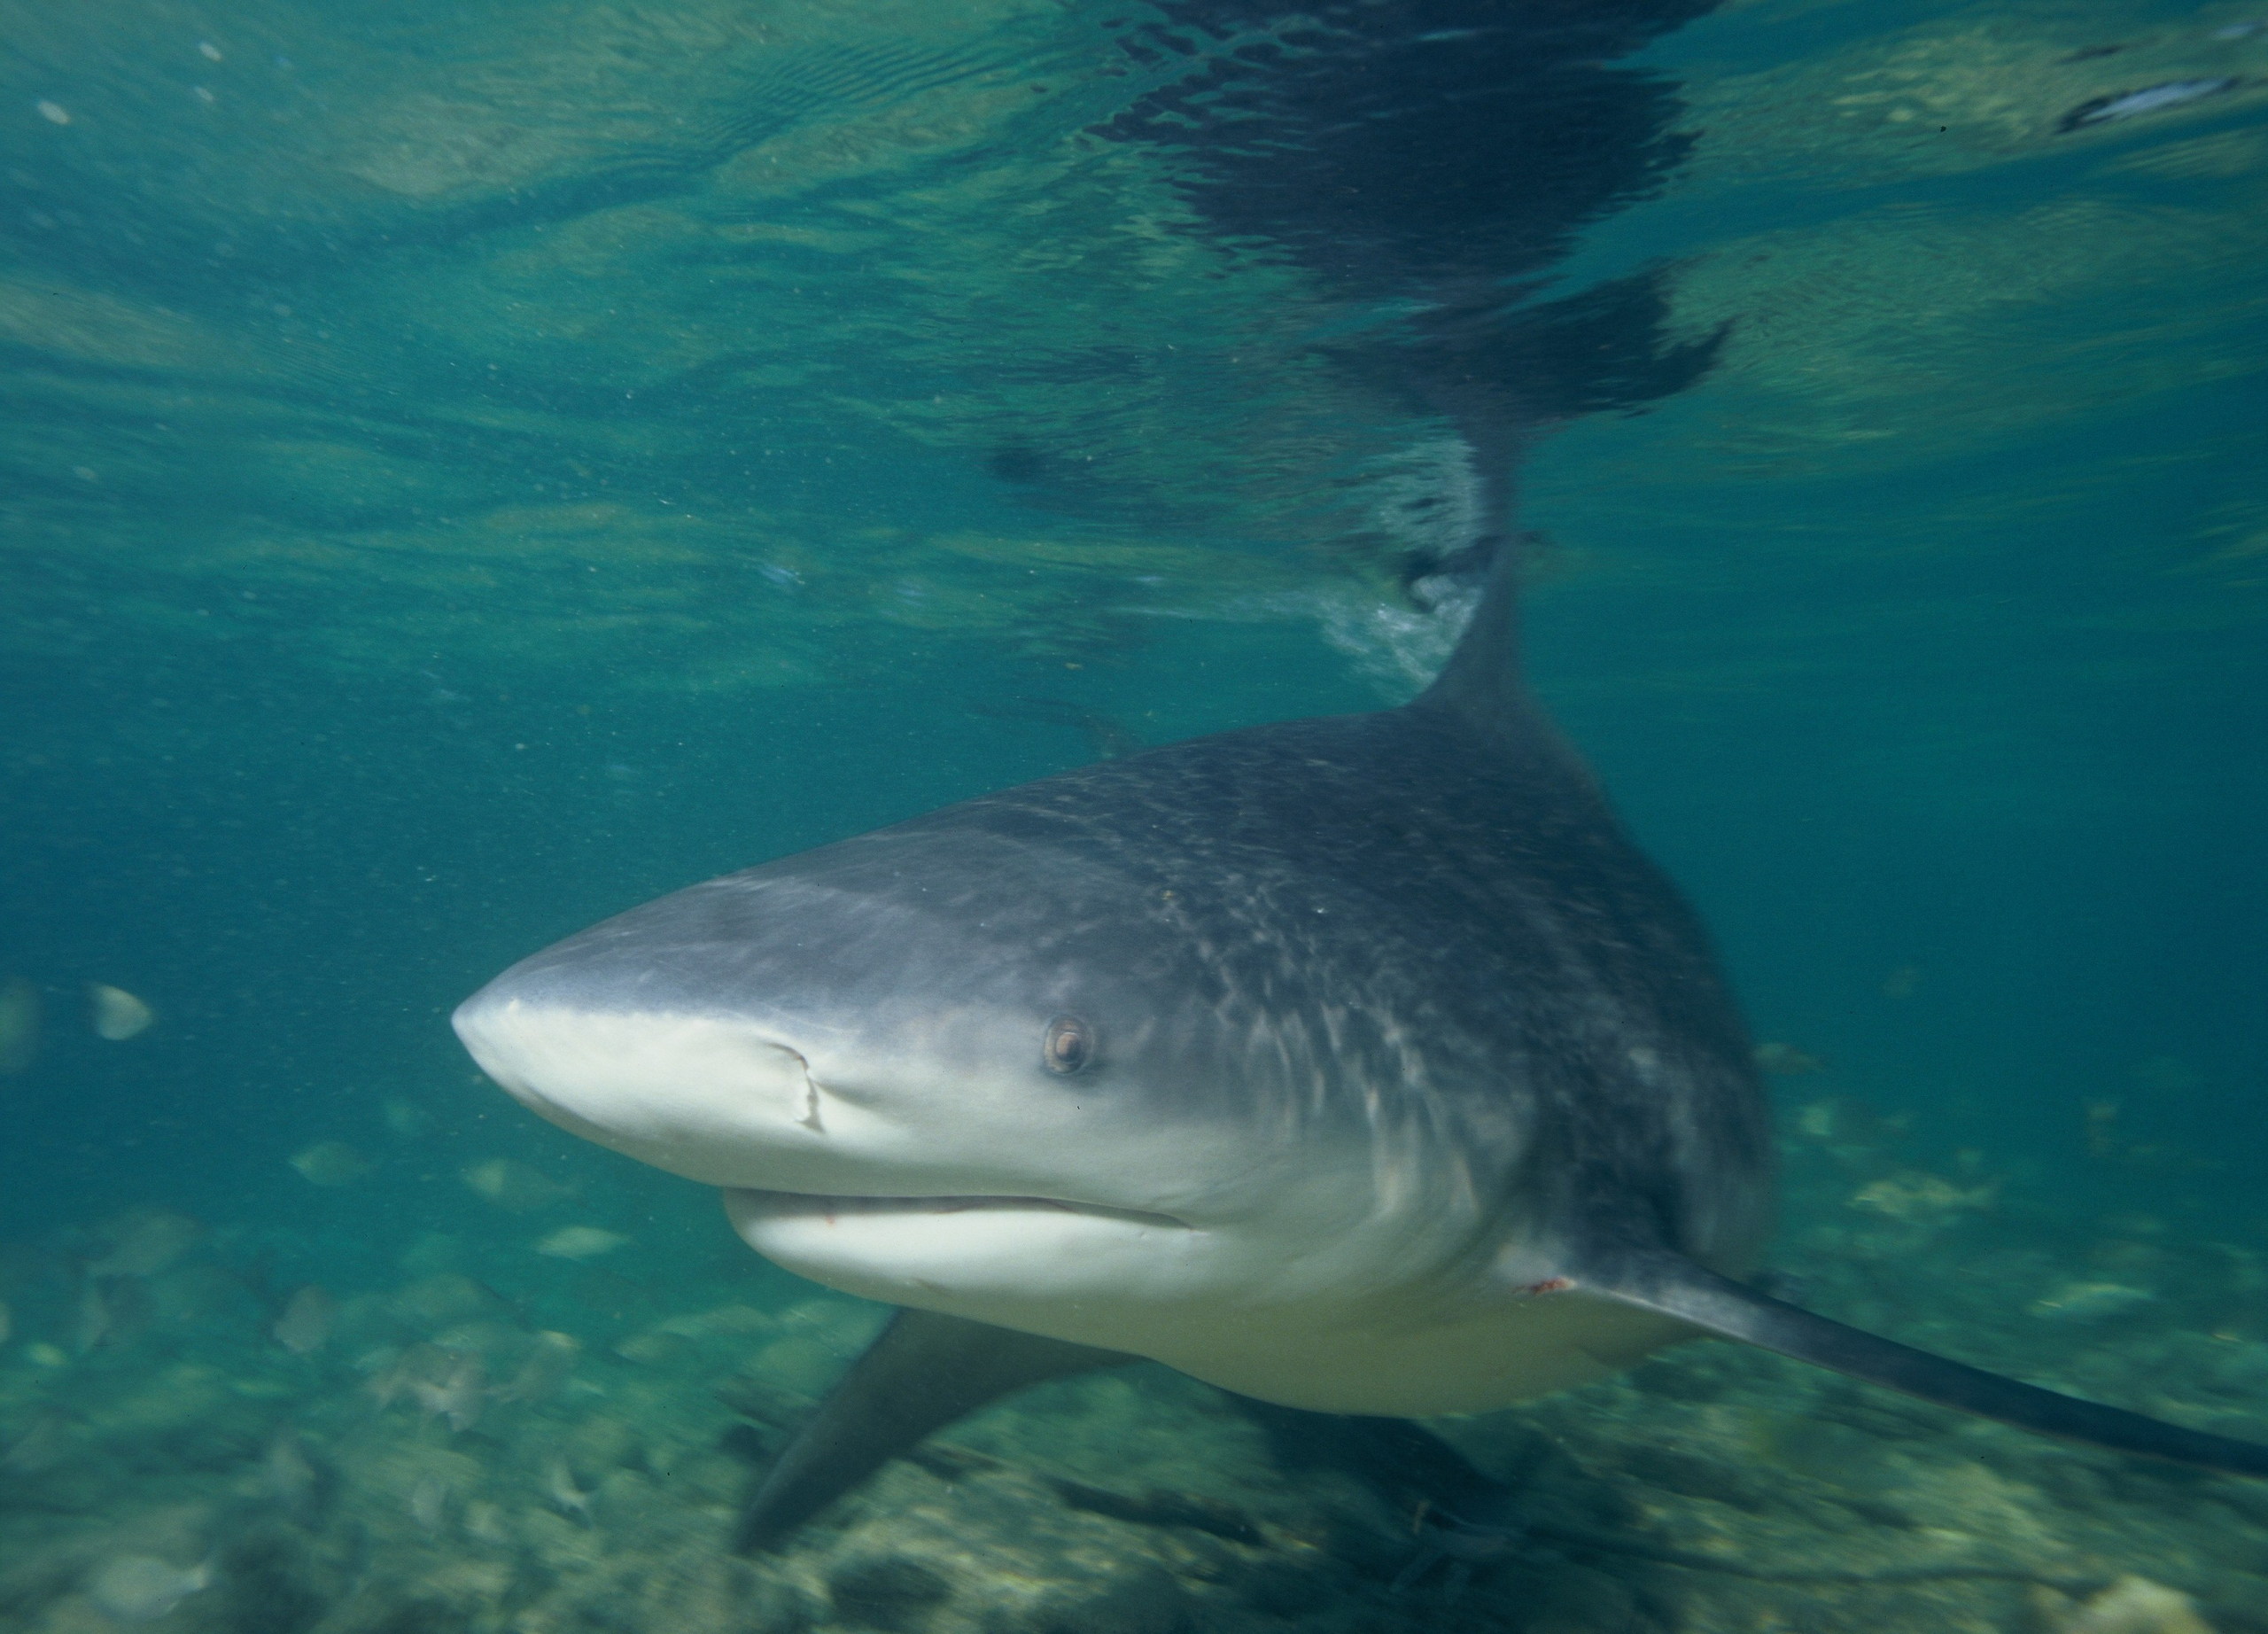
top-left (726, 1189), bottom-right (1189, 1232)
top-left (721, 1187), bottom-right (1200, 1308)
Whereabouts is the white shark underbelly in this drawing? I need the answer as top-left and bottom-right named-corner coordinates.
top-left (725, 1184), bottom-right (1688, 1416)
top-left (1138, 1296), bottom-right (1694, 1417)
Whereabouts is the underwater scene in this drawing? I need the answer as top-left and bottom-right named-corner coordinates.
top-left (4, 0), bottom-right (2266, 1630)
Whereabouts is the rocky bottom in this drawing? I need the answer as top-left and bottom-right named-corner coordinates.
top-left (3, 1099), bottom-right (2265, 1634)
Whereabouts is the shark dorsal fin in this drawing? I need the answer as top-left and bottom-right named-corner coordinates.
top-left (1411, 533), bottom-right (1528, 739)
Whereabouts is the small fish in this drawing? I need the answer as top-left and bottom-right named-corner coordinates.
top-left (288, 1141), bottom-right (370, 1187)
top-left (88, 983), bottom-right (155, 1041)
top-left (460, 1157), bottom-right (572, 1212)
top-left (365, 1342), bottom-right (454, 1411)
top-left (1752, 1041), bottom-right (1824, 1076)
top-left (382, 1096), bottom-right (434, 1138)
top-left (85, 1555), bottom-right (213, 1623)
top-left (362, 1350), bottom-right (416, 1411)
top-left (0, 977), bottom-right (39, 1073)
top-left (408, 1474), bottom-right (450, 1532)
top-left (1392, 1501), bottom-right (1527, 1600)
top-left (492, 1330), bottom-right (580, 1404)
top-left (1849, 1171), bottom-right (1996, 1223)
top-left (0, 1297), bottom-right (12, 1346)
top-left (89, 1210), bottom-right (203, 1279)
top-left (266, 1429), bottom-right (320, 1517)
top-left (411, 1353), bottom-right (487, 1432)
top-left (73, 1278), bottom-right (154, 1353)
top-left (1880, 964), bottom-right (1922, 999)
top-left (272, 1286), bottom-right (336, 1356)
top-left (2060, 77), bottom-right (2240, 131)
top-left (548, 1457), bottom-right (594, 1523)
top-left (533, 1226), bottom-right (628, 1261)
top-left (2, 1410), bottom-right (72, 1474)
top-left (2031, 1280), bottom-right (2156, 1321)
top-left (74, 1280), bottom-right (112, 1354)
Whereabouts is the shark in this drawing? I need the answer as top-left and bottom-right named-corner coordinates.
top-left (453, 538), bottom-right (2268, 1552)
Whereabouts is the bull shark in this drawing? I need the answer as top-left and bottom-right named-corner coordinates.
top-left (454, 539), bottom-right (2268, 1552)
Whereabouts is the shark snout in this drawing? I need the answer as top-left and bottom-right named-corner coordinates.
top-left (451, 981), bottom-right (838, 1189)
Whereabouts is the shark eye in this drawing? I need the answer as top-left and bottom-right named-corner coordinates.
top-left (1043, 1015), bottom-right (1095, 1076)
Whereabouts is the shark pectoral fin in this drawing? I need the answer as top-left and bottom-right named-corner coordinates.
top-left (734, 1307), bottom-right (1132, 1552)
top-left (1579, 1249), bottom-right (2268, 1479)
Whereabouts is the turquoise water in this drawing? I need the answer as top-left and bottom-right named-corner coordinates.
top-left (3, 1), bottom-right (2265, 1629)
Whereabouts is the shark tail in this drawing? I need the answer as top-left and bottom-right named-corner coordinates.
top-left (1581, 1249), bottom-right (2268, 1478)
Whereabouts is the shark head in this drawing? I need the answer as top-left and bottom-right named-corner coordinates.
top-left (453, 768), bottom-right (1527, 1397)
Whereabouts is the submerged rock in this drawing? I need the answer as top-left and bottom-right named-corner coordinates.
top-left (2033, 1575), bottom-right (2217, 1634)
top-left (84, 1553), bottom-right (212, 1622)
top-left (826, 1553), bottom-right (952, 1630)
top-left (386, 1274), bottom-right (501, 1328)
top-left (409, 1353), bottom-right (487, 1433)
top-left (547, 1457), bottom-right (595, 1524)
top-left (87, 1210), bottom-right (202, 1280)
top-left (492, 1329), bottom-right (581, 1404)
top-left (266, 1429), bottom-right (322, 1519)
top-left (750, 1334), bottom-right (844, 1396)
top-left (1029, 1563), bottom-right (1191, 1634)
